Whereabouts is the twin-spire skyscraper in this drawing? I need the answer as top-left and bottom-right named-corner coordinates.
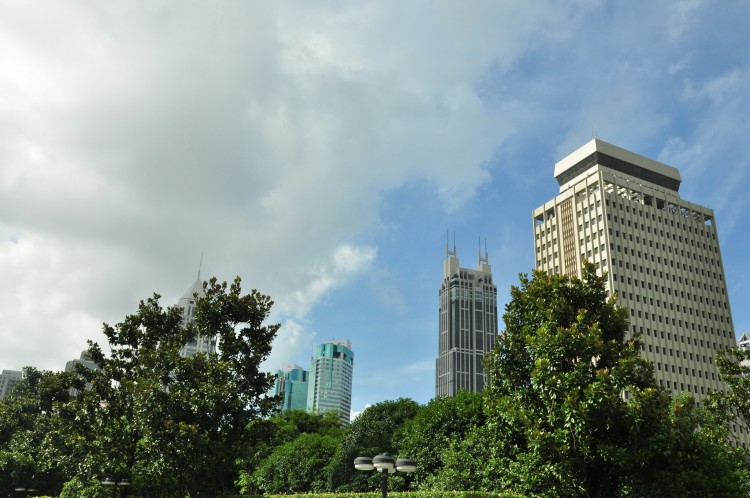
top-left (435, 235), bottom-right (498, 397)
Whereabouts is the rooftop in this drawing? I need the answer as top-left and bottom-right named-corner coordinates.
top-left (554, 139), bottom-right (682, 192)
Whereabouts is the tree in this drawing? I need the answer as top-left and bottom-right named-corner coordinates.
top-left (396, 390), bottom-right (485, 489)
top-left (328, 398), bottom-right (421, 491)
top-left (0, 368), bottom-right (77, 496)
top-left (236, 410), bottom-right (343, 494)
top-left (709, 348), bottom-right (750, 444)
top-left (481, 263), bottom-right (749, 497)
top-left (62, 277), bottom-right (279, 497)
top-left (249, 432), bottom-right (341, 493)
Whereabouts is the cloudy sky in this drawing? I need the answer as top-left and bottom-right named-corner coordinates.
top-left (2, 0), bottom-right (749, 416)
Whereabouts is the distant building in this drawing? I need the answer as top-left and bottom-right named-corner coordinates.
top-left (307, 340), bottom-right (354, 424)
top-left (65, 350), bottom-right (99, 397)
top-left (0, 369), bottom-right (23, 398)
top-left (177, 273), bottom-right (217, 357)
top-left (436, 239), bottom-right (498, 397)
top-left (65, 350), bottom-right (98, 373)
top-left (738, 332), bottom-right (750, 351)
top-left (273, 364), bottom-right (309, 412)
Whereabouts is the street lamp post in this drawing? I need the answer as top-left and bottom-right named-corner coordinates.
top-left (354, 453), bottom-right (416, 498)
top-left (101, 476), bottom-right (131, 498)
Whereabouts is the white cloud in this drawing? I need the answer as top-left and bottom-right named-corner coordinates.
top-left (7, 0), bottom-right (715, 376)
top-left (263, 318), bottom-right (316, 373)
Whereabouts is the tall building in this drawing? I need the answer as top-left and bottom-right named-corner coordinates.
top-left (436, 240), bottom-right (498, 397)
top-left (533, 139), bottom-right (736, 401)
top-left (0, 369), bottom-right (22, 398)
top-left (273, 364), bottom-right (309, 412)
top-left (307, 340), bottom-right (353, 424)
top-left (65, 350), bottom-right (99, 397)
top-left (65, 350), bottom-right (98, 373)
top-left (177, 273), bottom-right (217, 357)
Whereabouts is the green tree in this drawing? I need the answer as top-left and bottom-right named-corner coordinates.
top-left (329, 398), bottom-right (421, 491)
top-left (619, 393), bottom-right (749, 497)
top-left (237, 410), bottom-right (343, 494)
top-left (709, 348), bottom-right (750, 444)
top-left (63, 277), bottom-right (279, 497)
top-left (482, 264), bottom-right (748, 497)
top-left (0, 368), bottom-right (77, 496)
top-left (250, 432), bottom-right (341, 493)
top-left (396, 390), bottom-right (485, 489)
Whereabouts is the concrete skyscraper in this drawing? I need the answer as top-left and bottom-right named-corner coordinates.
top-left (307, 340), bottom-right (353, 424)
top-left (177, 273), bottom-right (217, 358)
top-left (436, 239), bottom-right (498, 397)
top-left (533, 139), bottom-right (736, 400)
top-left (273, 364), bottom-right (309, 412)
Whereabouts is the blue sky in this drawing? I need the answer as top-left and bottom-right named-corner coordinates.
top-left (1, 1), bottom-right (749, 418)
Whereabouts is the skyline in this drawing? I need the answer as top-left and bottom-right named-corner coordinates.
top-left (2, 1), bottom-right (750, 418)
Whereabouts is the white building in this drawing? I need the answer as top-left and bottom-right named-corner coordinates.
top-left (436, 240), bottom-right (498, 397)
top-left (738, 332), bottom-right (750, 351)
top-left (177, 274), bottom-right (217, 357)
top-left (0, 369), bottom-right (23, 398)
top-left (533, 139), bottom-right (736, 401)
top-left (307, 340), bottom-right (353, 424)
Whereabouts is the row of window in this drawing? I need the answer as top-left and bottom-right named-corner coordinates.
top-left (608, 216), bottom-right (720, 257)
top-left (658, 378), bottom-right (712, 396)
top-left (605, 196), bottom-right (714, 237)
top-left (621, 291), bottom-right (727, 314)
top-left (614, 261), bottom-right (725, 298)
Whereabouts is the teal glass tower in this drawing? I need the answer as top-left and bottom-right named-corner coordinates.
top-left (307, 340), bottom-right (354, 424)
top-left (273, 364), bottom-right (309, 412)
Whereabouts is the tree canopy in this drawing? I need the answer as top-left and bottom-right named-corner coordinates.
top-left (60, 277), bottom-right (280, 497)
top-left (479, 263), bottom-right (749, 497)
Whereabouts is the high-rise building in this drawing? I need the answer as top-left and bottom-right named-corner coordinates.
top-left (65, 350), bottom-right (99, 397)
top-left (177, 274), bottom-right (217, 358)
top-left (436, 240), bottom-right (498, 397)
top-left (307, 340), bottom-right (353, 424)
top-left (532, 139), bottom-right (736, 400)
top-left (65, 350), bottom-right (98, 373)
top-left (0, 369), bottom-right (23, 398)
top-left (273, 364), bottom-right (309, 412)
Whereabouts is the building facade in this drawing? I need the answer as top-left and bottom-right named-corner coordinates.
top-left (273, 364), bottom-right (309, 412)
top-left (436, 241), bottom-right (498, 397)
top-left (307, 340), bottom-right (353, 424)
top-left (532, 139), bottom-right (736, 401)
top-left (177, 274), bottom-right (217, 358)
top-left (0, 369), bottom-right (23, 398)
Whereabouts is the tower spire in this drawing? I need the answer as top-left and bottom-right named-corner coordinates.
top-left (446, 230), bottom-right (457, 258)
top-left (197, 252), bottom-right (203, 280)
top-left (478, 237), bottom-right (489, 266)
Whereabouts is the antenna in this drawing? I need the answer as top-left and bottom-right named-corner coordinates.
top-left (197, 252), bottom-right (204, 280)
top-left (446, 230), bottom-right (457, 258)
top-left (478, 237), bottom-right (489, 266)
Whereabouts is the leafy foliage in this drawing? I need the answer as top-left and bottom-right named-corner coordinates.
top-left (709, 348), bottom-right (750, 443)
top-left (0, 367), bottom-right (77, 496)
top-left (62, 277), bottom-right (279, 497)
top-left (251, 432), bottom-right (341, 493)
top-left (237, 410), bottom-right (343, 494)
top-left (329, 398), bottom-right (421, 491)
top-left (480, 263), bottom-right (749, 497)
top-left (396, 390), bottom-right (484, 489)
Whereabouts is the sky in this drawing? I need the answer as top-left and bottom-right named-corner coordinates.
top-left (1, 0), bottom-right (750, 418)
